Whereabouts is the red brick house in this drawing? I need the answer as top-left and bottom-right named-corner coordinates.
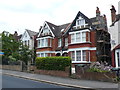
top-left (36, 7), bottom-right (111, 72)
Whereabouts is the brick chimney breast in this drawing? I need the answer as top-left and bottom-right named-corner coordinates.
top-left (110, 5), bottom-right (116, 23)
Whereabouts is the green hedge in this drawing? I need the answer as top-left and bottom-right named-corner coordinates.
top-left (35, 57), bottom-right (71, 71)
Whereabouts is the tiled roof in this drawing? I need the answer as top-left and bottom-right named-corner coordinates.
top-left (46, 21), bottom-right (70, 37)
top-left (26, 29), bottom-right (38, 38)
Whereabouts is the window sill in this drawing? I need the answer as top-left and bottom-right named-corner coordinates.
top-left (37, 46), bottom-right (51, 48)
top-left (69, 42), bottom-right (91, 45)
top-left (72, 61), bottom-right (91, 63)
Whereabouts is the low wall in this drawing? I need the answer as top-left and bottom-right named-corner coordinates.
top-left (74, 65), bottom-right (116, 82)
top-left (75, 72), bottom-right (116, 82)
top-left (1, 65), bottom-right (70, 78)
top-left (33, 67), bottom-right (70, 78)
top-left (0, 65), bottom-right (22, 71)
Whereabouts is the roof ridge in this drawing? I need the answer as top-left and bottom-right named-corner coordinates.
top-left (58, 23), bottom-right (71, 27)
top-left (45, 21), bottom-right (58, 27)
top-left (26, 29), bottom-right (37, 33)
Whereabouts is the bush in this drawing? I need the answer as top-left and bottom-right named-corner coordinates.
top-left (87, 67), bottom-right (109, 72)
top-left (35, 56), bottom-right (71, 71)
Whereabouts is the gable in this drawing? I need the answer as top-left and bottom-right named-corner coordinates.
top-left (63, 11), bottom-right (92, 36)
top-left (20, 30), bottom-right (31, 41)
top-left (71, 12), bottom-right (91, 30)
top-left (37, 21), bottom-right (55, 37)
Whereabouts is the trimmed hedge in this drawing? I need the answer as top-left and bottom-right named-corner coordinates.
top-left (35, 57), bottom-right (71, 71)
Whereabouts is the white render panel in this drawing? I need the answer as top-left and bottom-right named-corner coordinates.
top-left (68, 47), bottom-right (96, 51)
top-left (109, 21), bottom-right (120, 50)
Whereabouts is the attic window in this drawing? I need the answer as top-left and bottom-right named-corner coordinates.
top-left (76, 19), bottom-right (85, 26)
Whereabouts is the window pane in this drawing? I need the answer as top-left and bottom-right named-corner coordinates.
top-left (82, 32), bottom-right (86, 42)
top-left (38, 40), bottom-right (40, 47)
top-left (76, 51), bottom-right (81, 61)
top-left (45, 38), bottom-right (48, 47)
top-left (71, 34), bottom-right (75, 43)
top-left (76, 33), bottom-right (81, 42)
top-left (41, 39), bottom-right (44, 47)
top-left (58, 38), bottom-right (61, 47)
top-left (71, 51), bottom-right (75, 61)
top-left (65, 38), bottom-right (68, 46)
top-left (45, 53), bottom-right (48, 57)
top-left (76, 19), bottom-right (85, 26)
top-left (41, 53), bottom-right (44, 57)
top-left (83, 51), bottom-right (86, 61)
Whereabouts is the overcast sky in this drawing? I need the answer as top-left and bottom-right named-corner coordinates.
top-left (0, 0), bottom-right (120, 35)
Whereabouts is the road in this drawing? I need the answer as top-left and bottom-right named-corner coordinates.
top-left (2, 74), bottom-right (81, 89)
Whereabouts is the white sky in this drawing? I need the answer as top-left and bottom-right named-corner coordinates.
top-left (0, 0), bottom-right (120, 35)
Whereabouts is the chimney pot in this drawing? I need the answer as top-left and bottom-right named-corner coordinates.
top-left (110, 5), bottom-right (116, 23)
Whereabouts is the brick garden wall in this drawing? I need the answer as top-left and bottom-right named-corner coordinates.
top-left (0, 65), bottom-right (22, 71)
top-left (32, 66), bottom-right (70, 78)
top-left (74, 65), bottom-right (116, 82)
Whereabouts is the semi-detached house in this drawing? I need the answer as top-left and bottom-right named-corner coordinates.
top-left (36, 7), bottom-right (111, 72)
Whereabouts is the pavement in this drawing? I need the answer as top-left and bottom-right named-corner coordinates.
top-left (1, 69), bottom-right (119, 90)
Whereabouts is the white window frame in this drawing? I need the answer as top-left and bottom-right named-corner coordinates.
top-left (37, 37), bottom-right (52, 48)
top-left (76, 18), bottom-right (85, 26)
top-left (38, 53), bottom-right (48, 57)
top-left (71, 50), bottom-right (90, 63)
top-left (70, 30), bottom-right (90, 44)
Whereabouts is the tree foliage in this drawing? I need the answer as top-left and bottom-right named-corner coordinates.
top-left (1, 31), bottom-right (34, 65)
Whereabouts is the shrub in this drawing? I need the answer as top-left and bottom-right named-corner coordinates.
top-left (87, 67), bottom-right (109, 72)
top-left (35, 56), bottom-right (71, 71)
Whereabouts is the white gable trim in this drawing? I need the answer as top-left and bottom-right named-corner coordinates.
top-left (37, 21), bottom-right (55, 37)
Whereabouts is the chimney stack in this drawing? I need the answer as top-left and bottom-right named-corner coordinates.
top-left (96, 7), bottom-right (101, 17)
top-left (110, 5), bottom-right (116, 23)
top-left (103, 14), bottom-right (107, 24)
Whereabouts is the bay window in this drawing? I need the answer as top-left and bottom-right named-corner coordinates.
top-left (70, 31), bottom-right (89, 44)
top-left (71, 50), bottom-right (89, 62)
top-left (37, 38), bottom-right (49, 48)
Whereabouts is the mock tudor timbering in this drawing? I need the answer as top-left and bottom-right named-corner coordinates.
top-left (36, 7), bottom-right (112, 67)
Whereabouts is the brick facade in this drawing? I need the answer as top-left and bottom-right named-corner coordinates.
top-left (36, 8), bottom-right (111, 67)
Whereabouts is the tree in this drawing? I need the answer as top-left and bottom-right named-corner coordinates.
top-left (19, 44), bottom-right (34, 65)
top-left (1, 31), bottom-right (21, 64)
top-left (1, 31), bottom-right (34, 65)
